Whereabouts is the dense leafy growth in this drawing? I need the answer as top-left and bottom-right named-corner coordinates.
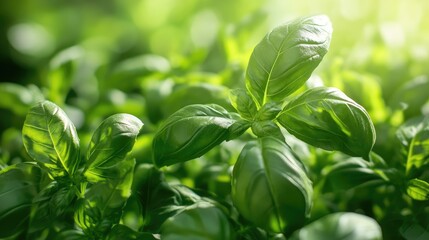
top-left (1, 1), bottom-right (429, 239)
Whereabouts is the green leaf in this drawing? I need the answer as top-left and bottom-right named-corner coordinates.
top-left (277, 87), bottom-right (375, 159)
top-left (255, 102), bottom-right (282, 121)
top-left (84, 113), bottom-right (143, 183)
top-left (406, 178), bottom-right (429, 201)
top-left (0, 83), bottom-right (44, 115)
top-left (246, 15), bottom-right (332, 106)
top-left (397, 117), bottom-right (429, 176)
top-left (0, 163), bottom-right (40, 238)
top-left (231, 137), bottom-right (312, 233)
top-left (322, 157), bottom-right (384, 192)
top-left (226, 119), bottom-right (251, 141)
top-left (289, 212), bottom-right (382, 240)
top-left (22, 100), bottom-right (81, 178)
top-left (162, 83), bottom-right (233, 117)
top-left (161, 202), bottom-right (235, 240)
top-left (251, 120), bottom-right (284, 141)
top-left (229, 88), bottom-right (258, 120)
top-left (107, 225), bottom-right (160, 240)
top-left (153, 104), bottom-right (235, 167)
top-left (76, 158), bottom-right (135, 236)
top-left (400, 222), bottom-right (429, 240)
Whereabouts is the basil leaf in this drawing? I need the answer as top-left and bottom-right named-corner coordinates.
top-left (231, 137), bottom-right (312, 233)
top-left (84, 113), bottom-right (143, 183)
top-left (322, 157), bottom-right (384, 192)
top-left (246, 15), bottom-right (332, 106)
top-left (76, 158), bottom-right (135, 235)
top-left (251, 120), bottom-right (284, 141)
top-left (229, 88), bottom-right (258, 120)
top-left (107, 225), bottom-right (160, 240)
top-left (396, 117), bottom-right (429, 176)
top-left (153, 104), bottom-right (235, 167)
top-left (22, 100), bottom-right (80, 178)
top-left (161, 202), bottom-right (235, 240)
top-left (290, 212), bottom-right (382, 240)
top-left (406, 178), bottom-right (429, 201)
top-left (0, 163), bottom-right (40, 238)
top-left (277, 87), bottom-right (375, 159)
top-left (255, 102), bottom-right (282, 121)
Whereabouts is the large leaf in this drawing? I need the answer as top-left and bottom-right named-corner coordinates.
top-left (277, 87), bottom-right (375, 159)
top-left (246, 15), bottom-right (332, 107)
top-left (231, 137), bottom-right (312, 233)
top-left (22, 100), bottom-right (80, 178)
top-left (290, 212), bottom-right (382, 240)
top-left (160, 202), bottom-right (235, 240)
top-left (152, 104), bottom-right (235, 167)
top-left (84, 113), bottom-right (143, 183)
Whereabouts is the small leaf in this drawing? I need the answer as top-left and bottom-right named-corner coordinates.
top-left (290, 212), bottom-right (382, 240)
top-left (246, 15), bottom-right (332, 106)
top-left (107, 225), bottom-right (160, 240)
top-left (400, 222), bottom-right (429, 240)
top-left (153, 104), bottom-right (235, 167)
top-left (226, 119), bottom-right (251, 141)
top-left (85, 113), bottom-right (143, 183)
top-left (22, 100), bottom-right (80, 178)
top-left (401, 117), bottom-right (429, 176)
top-left (229, 88), bottom-right (258, 120)
top-left (277, 87), bottom-right (376, 159)
top-left (406, 178), bottom-right (429, 201)
top-left (255, 102), bottom-right (282, 121)
top-left (251, 121), bottom-right (284, 141)
top-left (231, 137), bottom-right (312, 233)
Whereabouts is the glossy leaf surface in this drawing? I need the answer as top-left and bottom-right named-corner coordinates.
top-left (290, 212), bottom-right (382, 240)
top-left (278, 87), bottom-right (375, 158)
top-left (22, 100), bottom-right (80, 178)
top-left (231, 137), bottom-right (312, 233)
top-left (246, 15), bottom-right (332, 106)
top-left (153, 104), bottom-right (234, 167)
top-left (85, 113), bottom-right (143, 182)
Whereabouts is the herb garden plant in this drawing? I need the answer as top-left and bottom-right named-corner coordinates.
top-left (1, 13), bottom-right (429, 240)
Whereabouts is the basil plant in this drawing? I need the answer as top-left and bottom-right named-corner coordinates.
top-left (153, 15), bottom-right (376, 235)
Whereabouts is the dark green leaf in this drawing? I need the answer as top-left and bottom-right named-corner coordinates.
top-left (231, 137), bottom-right (312, 233)
top-left (22, 101), bottom-right (80, 178)
top-left (277, 87), bottom-right (375, 159)
top-left (406, 178), bottom-right (429, 201)
top-left (84, 113), bottom-right (143, 183)
top-left (0, 163), bottom-right (40, 238)
top-left (161, 202), bottom-right (235, 240)
top-left (400, 222), bottom-right (429, 240)
top-left (229, 88), bottom-right (258, 120)
top-left (322, 157), bottom-right (384, 192)
top-left (107, 224), bottom-right (160, 240)
top-left (246, 15), bottom-right (332, 106)
top-left (290, 212), bottom-right (382, 240)
top-left (153, 104), bottom-right (235, 167)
